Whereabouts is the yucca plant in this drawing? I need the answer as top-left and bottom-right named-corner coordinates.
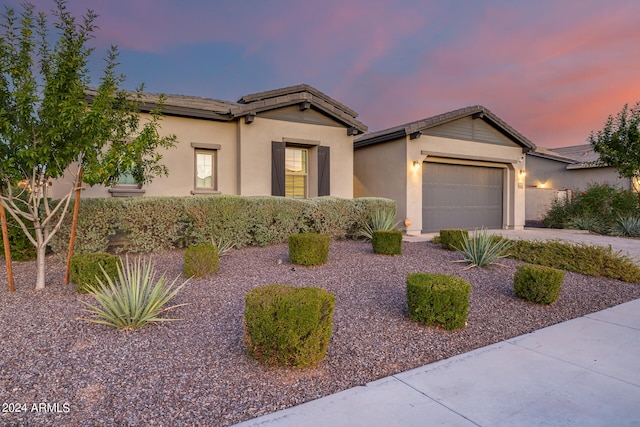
top-left (80, 257), bottom-right (190, 330)
top-left (211, 236), bottom-right (235, 257)
top-left (359, 208), bottom-right (400, 241)
top-left (455, 228), bottom-right (514, 268)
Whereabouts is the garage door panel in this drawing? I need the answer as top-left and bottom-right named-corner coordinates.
top-left (422, 163), bottom-right (503, 232)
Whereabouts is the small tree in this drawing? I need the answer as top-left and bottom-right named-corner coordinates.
top-left (0, 1), bottom-right (175, 289)
top-left (589, 102), bottom-right (640, 197)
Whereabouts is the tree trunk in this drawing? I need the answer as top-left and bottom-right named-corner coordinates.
top-left (35, 243), bottom-right (47, 290)
top-left (64, 168), bottom-right (83, 285)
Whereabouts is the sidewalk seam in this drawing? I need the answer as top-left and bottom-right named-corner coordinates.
top-left (390, 375), bottom-right (483, 427)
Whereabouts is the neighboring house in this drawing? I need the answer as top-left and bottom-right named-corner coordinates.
top-left (51, 84), bottom-right (367, 200)
top-left (525, 144), bottom-right (633, 222)
top-left (354, 106), bottom-right (535, 234)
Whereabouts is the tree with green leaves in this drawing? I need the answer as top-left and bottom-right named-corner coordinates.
top-left (0, 1), bottom-right (176, 290)
top-left (589, 102), bottom-right (640, 196)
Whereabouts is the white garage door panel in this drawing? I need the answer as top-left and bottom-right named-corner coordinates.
top-left (422, 163), bottom-right (503, 232)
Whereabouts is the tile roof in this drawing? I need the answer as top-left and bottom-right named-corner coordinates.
top-left (354, 105), bottom-right (536, 150)
top-left (86, 84), bottom-right (367, 133)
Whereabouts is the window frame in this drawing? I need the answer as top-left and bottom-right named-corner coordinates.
top-left (191, 143), bottom-right (220, 195)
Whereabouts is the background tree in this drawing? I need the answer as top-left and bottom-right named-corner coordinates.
top-left (589, 102), bottom-right (640, 196)
top-left (0, 1), bottom-right (175, 290)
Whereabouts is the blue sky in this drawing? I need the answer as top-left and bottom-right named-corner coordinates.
top-left (5, 0), bottom-right (640, 147)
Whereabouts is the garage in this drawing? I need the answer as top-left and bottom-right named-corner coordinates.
top-left (422, 162), bottom-right (503, 232)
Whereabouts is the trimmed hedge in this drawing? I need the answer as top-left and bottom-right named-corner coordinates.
top-left (183, 243), bottom-right (220, 278)
top-left (406, 272), bottom-right (472, 330)
top-left (372, 230), bottom-right (402, 255)
top-left (288, 233), bottom-right (330, 266)
top-left (244, 284), bottom-right (336, 367)
top-left (440, 229), bottom-right (469, 251)
top-left (48, 196), bottom-right (394, 256)
top-left (69, 252), bottom-right (121, 294)
top-left (514, 264), bottom-right (564, 304)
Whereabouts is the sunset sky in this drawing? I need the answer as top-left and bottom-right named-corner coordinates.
top-left (6, 0), bottom-right (640, 148)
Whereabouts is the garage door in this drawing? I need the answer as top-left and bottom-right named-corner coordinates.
top-left (422, 162), bottom-right (503, 232)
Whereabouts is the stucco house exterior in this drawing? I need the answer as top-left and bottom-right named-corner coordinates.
top-left (525, 144), bottom-right (634, 222)
top-left (51, 84), bottom-right (367, 200)
top-left (354, 106), bottom-right (536, 235)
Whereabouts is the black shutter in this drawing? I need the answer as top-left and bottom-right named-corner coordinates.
top-left (271, 141), bottom-right (286, 196)
top-left (318, 146), bottom-right (330, 196)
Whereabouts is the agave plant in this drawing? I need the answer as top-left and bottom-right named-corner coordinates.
top-left (80, 257), bottom-right (190, 330)
top-left (455, 228), bottom-right (514, 268)
top-left (359, 208), bottom-right (400, 241)
top-left (611, 215), bottom-right (640, 237)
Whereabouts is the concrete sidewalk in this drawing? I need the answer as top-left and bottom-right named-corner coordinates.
top-left (233, 299), bottom-right (640, 426)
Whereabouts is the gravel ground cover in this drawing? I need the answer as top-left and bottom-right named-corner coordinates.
top-left (1, 239), bottom-right (639, 426)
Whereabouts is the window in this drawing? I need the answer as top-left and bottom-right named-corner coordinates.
top-left (285, 147), bottom-right (307, 198)
top-left (272, 141), bottom-right (330, 198)
top-left (117, 171), bottom-right (137, 185)
top-left (191, 143), bottom-right (220, 195)
top-left (195, 150), bottom-right (216, 190)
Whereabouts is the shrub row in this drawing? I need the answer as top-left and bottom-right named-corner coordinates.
top-left (49, 196), bottom-right (394, 256)
top-left (506, 239), bottom-right (640, 283)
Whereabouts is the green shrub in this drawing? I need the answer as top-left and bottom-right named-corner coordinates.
top-left (48, 196), bottom-right (395, 256)
top-left (372, 230), bottom-right (402, 255)
top-left (514, 264), bottom-right (565, 304)
top-left (80, 257), bottom-right (189, 330)
top-left (359, 208), bottom-right (399, 241)
top-left (288, 233), bottom-right (330, 266)
top-left (49, 197), bottom-right (123, 256)
top-left (244, 284), bottom-right (336, 367)
top-left (406, 272), bottom-right (472, 330)
top-left (439, 229), bottom-right (469, 251)
top-left (507, 239), bottom-right (640, 283)
top-left (70, 252), bottom-right (121, 294)
top-left (183, 244), bottom-right (220, 278)
top-left (543, 184), bottom-right (639, 232)
top-left (456, 229), bottom-right (514, 268)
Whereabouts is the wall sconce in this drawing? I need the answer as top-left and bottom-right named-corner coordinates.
top-left (518, 169), bottom-right (526, 180)
top-left (404, 218), bottom-right (412, 227)
top-left (412, 161), bottom-right (421, 171)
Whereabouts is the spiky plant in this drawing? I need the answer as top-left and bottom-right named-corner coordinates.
top-left (359, 208), bottom-right (400, 241)
top-left (455, 228), bottom-right (514, 268)
top-left (80, 257), bottom-right (189, 330)
top-left (611, 215), bottom-right (640, 237)
top-left (211, 236), bottom-right (236, 257)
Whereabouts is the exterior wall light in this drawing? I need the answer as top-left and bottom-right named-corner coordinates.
top-left (412, 161), bottom-right (421, 171)
top-left (404, 218), bottom-right (412, 227)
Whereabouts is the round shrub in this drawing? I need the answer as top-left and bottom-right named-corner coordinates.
top-left (70, 252), bottom-right (121, 294)
top-left (288, 233), bottom-right (330, 266)
top-left (514, 264), bottom-right (564, 304)
top-left (406, 272), bottom-right (472, 330)
top-left (372, 230), bottom-right (402, 255)
top-left (183, 243), bottom-right (220, 278)
top-left (244, 284), bottom-right (336, 367)
top-left (439, 229), bottom-right (469, 251)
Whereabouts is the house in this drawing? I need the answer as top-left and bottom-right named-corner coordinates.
top-left (354, 106), bottom-right (536, 234)
top-left (51, 84), bottom-right (367, 200)
top-left (525, 144), bottom-right (634, 222)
